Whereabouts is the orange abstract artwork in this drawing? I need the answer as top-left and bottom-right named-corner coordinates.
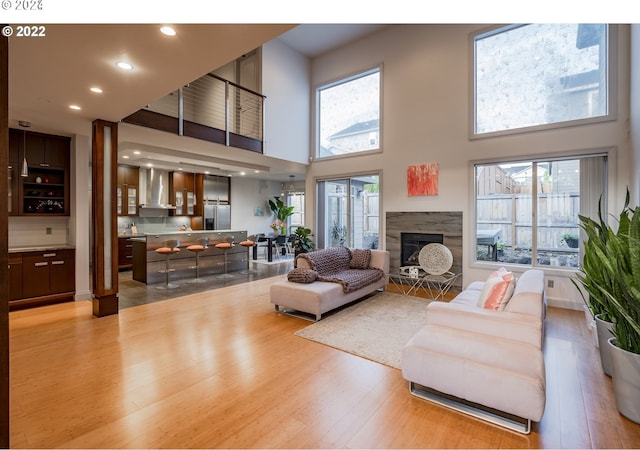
top-left (407, 163), bottom-right (439, 196)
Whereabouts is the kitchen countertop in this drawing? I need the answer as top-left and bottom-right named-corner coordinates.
top-left (9, 244), bottom-right (76, 253)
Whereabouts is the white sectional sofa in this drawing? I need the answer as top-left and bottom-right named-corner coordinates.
top-left (401, 269), bottom-right (546, 434)
top-left (270, 247), bottom-right (389, 321)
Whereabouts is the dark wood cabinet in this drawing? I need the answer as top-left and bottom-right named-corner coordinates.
top-left (9, 128), bottom-right (70, 216)
top-left (170, 171), bottom-right (196, 216)
top-left (118, 236), bottom-right (134, 270)
top-left (8, 254), bottom-right (23, 301)
top-left (9, 249), bottom-right (75, 310)
top-left (117, 165), bottom-right (139, 216)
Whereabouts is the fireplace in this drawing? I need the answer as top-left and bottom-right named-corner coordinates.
top-left (401, 232), bottom-right (443, 267)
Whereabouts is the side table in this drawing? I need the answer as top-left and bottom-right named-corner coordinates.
top-left (421, 271), bottom-right (460, 301)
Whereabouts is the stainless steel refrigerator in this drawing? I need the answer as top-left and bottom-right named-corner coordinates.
top-left (204, 204), bottom-right (231, 230)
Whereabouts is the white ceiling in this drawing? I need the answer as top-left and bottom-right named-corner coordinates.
top-left (8, 23), bottom-right (387, 181)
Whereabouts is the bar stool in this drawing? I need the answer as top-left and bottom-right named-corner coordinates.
top-left (155, 239), bottom-right (180, 289)
top-left (239, 236), bottom-right (257, 274)
top-left (215, 235), bottom-right (235, 279)
top-left (187, 237), bottom-right (210, 283)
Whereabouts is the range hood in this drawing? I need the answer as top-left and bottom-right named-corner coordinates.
top-left (139, 168), bottom-right (176, 210)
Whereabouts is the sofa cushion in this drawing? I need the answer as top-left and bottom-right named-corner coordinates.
top-left (287, 268), bottom-right (318, 284)
top-left (349, 248), bottom-right (371, 269)
top-left (296, 246), bottom-right (351, 273)
top-left (477, 267), bottom-right (515, 311)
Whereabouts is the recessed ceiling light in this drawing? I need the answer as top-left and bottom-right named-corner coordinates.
top-left (116, 61), bottom-right (134, 71)
top-left (204, 171), bottom-right (210, 174)
top-left (240, 172), bottom-right (246, 176)
top-left (160, 26), bottom-right (176, 36)
top-left (69, 104), bottom-right (81, 110)
top-left (133, 150), bottom-right (141, 155)
top-left (90, 87), bottom-right (103, 94)
top-left (122, 155), bottom-right (130, 159)
top-left (146, 163), bottom-right (153, 167)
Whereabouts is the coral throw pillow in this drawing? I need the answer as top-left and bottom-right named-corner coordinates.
top-left (477, 267), bottom-right (515, 311)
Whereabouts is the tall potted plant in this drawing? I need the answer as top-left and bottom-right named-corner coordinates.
top-left (575, 189), bottom-right (640, 423)
top-left (573, 197), bottom-right (616, 375)
top-left (268, 196), bottom-right (294, 235)
top-left (602, 193), bottom-right (640, 424)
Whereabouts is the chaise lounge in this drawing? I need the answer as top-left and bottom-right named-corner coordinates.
top-left (270, 247), bottom-right (390, 321)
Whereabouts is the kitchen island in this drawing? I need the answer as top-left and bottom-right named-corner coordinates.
top-left (132, 230), bottom-right (248, 285)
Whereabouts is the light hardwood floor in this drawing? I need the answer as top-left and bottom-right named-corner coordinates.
top-left (9, 276), bottom-right (640, 448)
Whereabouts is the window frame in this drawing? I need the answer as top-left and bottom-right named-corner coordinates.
top-left (314, 65), bottom-right (383, 160)
top-left (469, 24), bottom-right (618, 140)
top-left (470, 148), bottom-right (612, 273)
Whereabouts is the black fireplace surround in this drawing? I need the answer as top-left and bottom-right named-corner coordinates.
top-left (401, 232), bottom-right (444, 267)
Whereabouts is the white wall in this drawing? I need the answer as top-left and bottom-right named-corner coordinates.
top-left (305, 24), bottom-right (632, 310)
top-left (230, 176), bottom-right (293, 236)
top-left (631, 24), bottom-right (640, 205)
top-left (262, 37), bottom-right (311, 164)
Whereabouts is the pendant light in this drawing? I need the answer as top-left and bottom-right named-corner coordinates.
top-left (18, 120), bottom-right (30, 178)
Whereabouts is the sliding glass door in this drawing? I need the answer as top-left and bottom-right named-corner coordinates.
top-left (316, 174), bottom-right (379, 249)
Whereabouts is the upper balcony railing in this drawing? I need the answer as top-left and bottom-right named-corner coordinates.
top-left (123, 73), bottom-right (265, 154)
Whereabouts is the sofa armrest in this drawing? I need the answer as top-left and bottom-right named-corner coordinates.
top-left (369, 250), bottom-right (390, 274)
top-left (426, 302), bottom-right (543, 349)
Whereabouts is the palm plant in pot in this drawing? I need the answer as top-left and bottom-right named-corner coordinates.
top-left (575, 190), bottom-right (640, 423)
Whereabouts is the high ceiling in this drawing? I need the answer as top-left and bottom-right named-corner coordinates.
top-left (7, 23), bottom-right (387, 181)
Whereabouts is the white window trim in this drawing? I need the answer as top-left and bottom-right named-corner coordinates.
top-left (313, 64), bottom-right (384, 161)
top-left (468, 24), bottom-right (618, 140)
top-left (468, 146), bottom-right (615, 277)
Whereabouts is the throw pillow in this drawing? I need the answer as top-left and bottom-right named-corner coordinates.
top-left (287, 268), bottom-right (318, 284)
top-left (477, 267), bottom-right (515, 311)
top-left (349, 248), bottom-right (371, 269)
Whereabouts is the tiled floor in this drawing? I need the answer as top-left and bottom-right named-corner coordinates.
top-left (118, 256), bottom-right (294, 309)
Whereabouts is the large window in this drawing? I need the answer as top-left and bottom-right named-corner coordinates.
top-left (316, 175), bottom-right (380, 249)
top-left (475, 154), bottom-right (607, 268)
top-left (316, 67), bottom-right (381, 158)
top-left (474, 24), bottom-right (613, 136)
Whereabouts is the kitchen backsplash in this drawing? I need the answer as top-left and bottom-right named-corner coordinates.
top-left (117, 216), bottom-right (193, 235)
top-left (8, 217), bottom-right (70, 248)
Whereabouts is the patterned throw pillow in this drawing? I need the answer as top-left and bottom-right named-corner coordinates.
top-left (349, 248), bottom-right (371, 269)
top-left (477, 267), bottom-right (516, 311)
top-left (287, 268), bottom-right (318, 284)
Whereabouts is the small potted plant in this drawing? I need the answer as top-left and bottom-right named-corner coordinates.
top-left (292, 226), bottom-right (313, 257)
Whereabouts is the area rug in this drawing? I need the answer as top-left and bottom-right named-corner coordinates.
top-left (294, 292), bottom-right (431, 369)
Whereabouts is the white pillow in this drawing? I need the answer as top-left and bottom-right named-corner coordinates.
top-left (477, 267), bottom-right (516, 311)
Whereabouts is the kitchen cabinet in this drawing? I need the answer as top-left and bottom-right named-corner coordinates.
top-left (118, 236), bottom-right (134, 270)
top-left (9, 128), bottom-right (70, 216)
top-left (117, 165), bottom-right (139, 216)
top-left (170, 171), bottom-right (196, 216)
top-left (9, 248), bottom-right (75, 310)
top-left (203, 174), bottom-right (230, 203)
top-left (8, 131), bottom-right (19, 214)
top-left (8, 254), bottom-right (23, 301)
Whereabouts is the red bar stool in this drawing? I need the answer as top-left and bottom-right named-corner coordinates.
top-left (215, 235), bottom-right (235, 279)
top-left (187, 237), bottom-right (210, 283)
top-left (155, 239), bottom-right (180, 289)
top-left (239, 236), bottom-right (257, 274)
